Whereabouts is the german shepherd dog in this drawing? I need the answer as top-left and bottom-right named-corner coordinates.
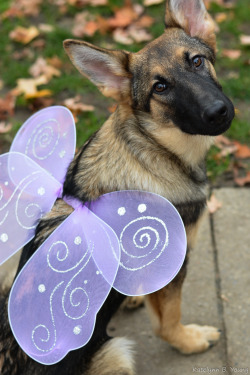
top-left (0, 0), bottom-right (234, 374)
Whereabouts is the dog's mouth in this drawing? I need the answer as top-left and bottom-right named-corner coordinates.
top-left (203, 118), bottom-right (233, 136)
top-left (200, 99), bottom-right (235, 136)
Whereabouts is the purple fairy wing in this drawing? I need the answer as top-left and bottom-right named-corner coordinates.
top-left (8, 205), bottom-right (120, 365)
top-left (88, 190), bottom-right (187, 296)
top-left (0, 152), bottom-right (61, 265)
top-left (10, 106), bottom-right (76, 184)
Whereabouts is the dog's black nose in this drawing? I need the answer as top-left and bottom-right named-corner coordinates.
top-left (203, 100), bottom-right (228, 124)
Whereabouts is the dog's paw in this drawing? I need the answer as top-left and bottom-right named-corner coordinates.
top-left (167, 324), bottom-right (221, 354)
top-left (122, 296), bottom-right (144, 310)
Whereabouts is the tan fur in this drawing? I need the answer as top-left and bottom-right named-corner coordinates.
top-left (145, 285), bottom-right (220, 354)
top-left (86, 338), bottom-right (135, 375)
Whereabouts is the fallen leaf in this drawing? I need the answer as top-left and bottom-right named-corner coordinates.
top-left (28, 97), bottom-right (55, 111)
top-left (73, 12), bottom-right (99, 38)
top-left (227, 71), bottom-right (239, 79)
top-left (15, 75), bottom-right (49, 98)
top-left (207, 193), bottom-right (222, 214)
top-left (26, 89), bottom-right (53, 99)
top-left (31, 39), bottom-right (46, 49)
top-left (221, 49), bottom-right (241, 60)
top-left (133, 15), bottom-right (154, 28)
top-left (63, 96), bottom-right (95, 115)
top-left (128, 25), bottom-right (153, 43)
top-left (9, 26), bottom-right (39, 44)
top-left (214, 135), bottom-right (238, 157)
top-left (2, 0), bottom-right (42, 18)
top-left (240, 35), bottom-right (250, 46)
top-left (221, 294), bottom-right (229, 302)
top-left (67, 0), bottom-right (107, 6)
top-left (113, 28), bottom-right (133, 45)
top-left (215, 135), bottom-right (233, 146)
top-left (0, 93), bottom-right (16, 120)
top-left (215, 12), bottom-right (227, 23)
top-left (108, 1), bottom-right (139, 29)
top-left (29, 57), bottom-right (61, 80)
top-left (143, 0), bottom-right (164, 6)
top-left (234, 171), bottom-right (250, 186)
top-left (205, 0), bottom-right (235, 8)
top-left (47, 56), bottom-right (63, 69)
top-left (12, 47), bottom-right (34, 60)
top-left (108, 104), bottom-right (117, 113)
top-left (233, 141), bottom-right (250, 159)
top-left (0, 122), bottom-right (13, 134)
top-left (1, 8), bottom-right (23, 19)
top-left (83, 20), bottom-right (99, 37)
top-left (38, 24), bottom-right (55, 33)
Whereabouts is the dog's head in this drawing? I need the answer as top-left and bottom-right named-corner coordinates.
top-left (64, 0), bottom-right (234, 137)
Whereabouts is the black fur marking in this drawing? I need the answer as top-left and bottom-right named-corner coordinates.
top-left (175, 199), bottom-right (206, 226)
top-left (63, 132), bottom-right (98, 203)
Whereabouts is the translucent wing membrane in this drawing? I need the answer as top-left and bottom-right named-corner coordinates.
top-left (10, 106), bottom-right (76, 185)
top-left (0, 152), bottom-right (61, 265)
top-left (89, 191), bottom-right (187, 296)
top-left (2, 106), bottom-right (187, 365)
top-left (8, 205), bottom-right (120, 365)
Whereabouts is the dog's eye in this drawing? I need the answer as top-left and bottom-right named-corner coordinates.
top-left (192, 56), bottom-right (204, 68)
top-left (154, 82), bottom-right (168, 93)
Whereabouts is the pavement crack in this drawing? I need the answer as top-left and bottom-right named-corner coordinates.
top-left (209, 195), bottom-right (231, 372)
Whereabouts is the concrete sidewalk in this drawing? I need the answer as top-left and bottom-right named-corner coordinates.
top-left (108, 188), bottom-right (250, 375)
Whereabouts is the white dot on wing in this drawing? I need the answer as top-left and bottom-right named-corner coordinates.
top-left (118, 207), bottom-right (126, 216)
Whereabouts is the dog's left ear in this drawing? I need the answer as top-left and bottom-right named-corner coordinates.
top-left (165, 0), bottom-right (216, 50)
top-left (64, 40), bottom-right (131, 102)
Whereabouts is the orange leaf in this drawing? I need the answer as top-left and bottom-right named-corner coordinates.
top-left (133, 15), bottom-right (154, 28)
top-left (25, 89), bottom-right (53, 99)
top-left (233, 141), bottom-right (250, 159)
top-left (108, 104), bottom-right (117, 113)
top-left (215, 12), bottom-right (227, 23)
top-left (84, 21), bottom-right (99, 37)
top-left (9, 26), bottom-right (39, 44)
top-left (221, 49), bottom-right (241, 60)
top-left (46, 56), bottom-right (63, 69)
top-left (108, 1), bottom-right (139, 29)
top-left (207, 194), bottom-right (222, 214)
top-left (0, 93), bottom-right (16, 120)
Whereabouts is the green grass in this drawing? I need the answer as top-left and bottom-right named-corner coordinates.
top-left (0, 0), bottom-right (250, 181)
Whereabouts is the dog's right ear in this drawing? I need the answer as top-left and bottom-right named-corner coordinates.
top-left (63, 39), bottom-right (131, 102)
top-left (165, 0), bottom-right (216, 50)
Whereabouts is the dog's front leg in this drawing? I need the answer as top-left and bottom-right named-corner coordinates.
top-left (145, 265), bottom-right (220, 354)
top-left (145, 222), bottom-right (221, 355)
